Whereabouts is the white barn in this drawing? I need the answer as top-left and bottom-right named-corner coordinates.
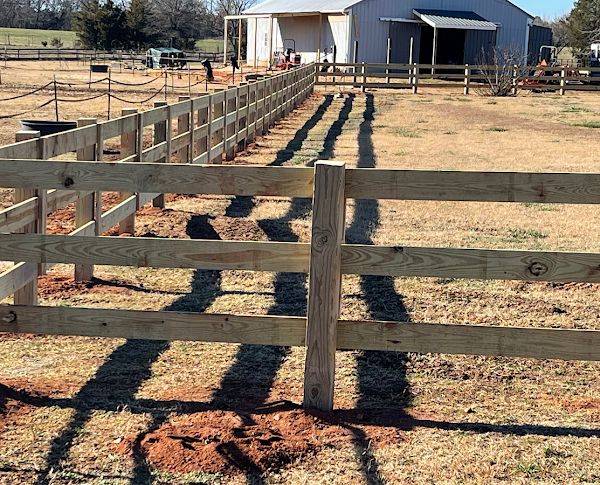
top-left (231, 0), bottom-right (551, 68)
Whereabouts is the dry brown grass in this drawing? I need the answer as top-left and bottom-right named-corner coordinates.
top-left (1, 84), bottom-right (600, 484)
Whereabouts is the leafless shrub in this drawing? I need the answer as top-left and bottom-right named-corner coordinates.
top-left (475, 45), bottom-right (529, 97)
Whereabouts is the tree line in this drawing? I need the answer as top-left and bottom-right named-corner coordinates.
top-left (0, 0), bottom-right (254, 51)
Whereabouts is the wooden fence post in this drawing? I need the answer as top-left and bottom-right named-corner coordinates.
top-left (195, 93), bottom-right (209, 163)
top-left (212, 88), bottom-right (224, 164)
top-left (560, 66), bottom-right (567, 96)
top-left (257, 80), bottom-right (265, 136)
top-left (177, 95), bottom-right (191, 164)
top-left (361, 62), bottom-right (366, 92)
top-left (74, 118), bottom-right (97, 281)
top-left (153, 101), bottom-right (168, 207)
top-left (225, 85), bottom-right (237, 161)
top-left (464, 64), bottom-right (470, 95)
top-left (119, 108), bottom-right (138, 234)
top-left (412, 63), bottom-right (419, 94)
top-left (303, 161), bottom-right (346, 412)
top-left (238, 82), bottom-right (248, 152)
top-left (13, 129), bottom-right (41, 305)
top-left (247, 82), bottom-right (257, 144)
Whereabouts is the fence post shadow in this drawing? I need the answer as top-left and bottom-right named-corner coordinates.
top-left (342, 92), bottom-right (413, 485)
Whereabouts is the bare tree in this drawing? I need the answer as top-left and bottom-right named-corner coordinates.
top-left (214, 0), bottom-right (256, 57)
top-left (535, 14), bottom-right (570, 55)
top-left (476, 45), bottom-right (529, 97)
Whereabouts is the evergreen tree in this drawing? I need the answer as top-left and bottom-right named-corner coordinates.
top-left (73, 0), bottom-right (126, 49)
top-left (567, 0), bottom-right (600, 60)
top-left (73, 0), bottom-right (102, 48)
top-left (126, 0), bottom-right (152, 49)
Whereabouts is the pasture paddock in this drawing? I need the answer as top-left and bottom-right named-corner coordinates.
top-left (1, 80), bottom-right (600, 484)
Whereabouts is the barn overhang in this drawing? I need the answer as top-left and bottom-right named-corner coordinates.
top-left (412, 9), bottom-right (497, 31)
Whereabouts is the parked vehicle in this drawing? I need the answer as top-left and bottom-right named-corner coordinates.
top-left (145, 47), bottom-right (186, 69)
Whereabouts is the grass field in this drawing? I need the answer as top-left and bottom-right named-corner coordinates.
top-left (0, 27), bottom-right (227, 53)
top-left (0, 27), bottom-right (78, 48)
top-left (1, 78), bottom-right (600, 484)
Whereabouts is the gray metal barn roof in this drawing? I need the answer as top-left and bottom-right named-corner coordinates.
top-left (243, 0), bottom-right (533, 18)
top-left (413, 9), bottom-right (497, 30)
top-left (243, 0), bottom-right (358, 15)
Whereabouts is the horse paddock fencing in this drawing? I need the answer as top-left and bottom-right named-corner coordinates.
top-left (316, 62), bottom-right (600, 95)
top-left (1, 153), bottom-right (600, 410)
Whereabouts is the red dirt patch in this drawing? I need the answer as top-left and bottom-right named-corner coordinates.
top-left (115, 405), bottom-right (355, 476)
top-left (38, 274), bottom-right (142, 300)
top-left (0, 378), bottom-right (77, 427)
top-left (562, 398), bottom-right (600, 413)
top-left (113, 401), bottom-right (408, 477)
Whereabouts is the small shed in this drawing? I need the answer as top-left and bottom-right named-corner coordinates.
top-left (229, 0), bottom-right (549, 68)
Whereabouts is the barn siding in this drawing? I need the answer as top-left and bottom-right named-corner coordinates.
top-left (247, 0), bottom-right (532, 66)
top-left (351, 0), bottom-right (531, 64)
top-left (528, 25), bottom-right (553, 64)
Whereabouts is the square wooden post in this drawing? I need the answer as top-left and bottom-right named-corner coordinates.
top-left (225, 85), bottom-right (237, 161)
top-left (464, 64), bottom-right (470, 95)
top-left (177, 95), bottom-right (191, 164)
top-left (412, 63), bottom-right (419, 94)
top-left (74, 117), bottom-right (97, 281)
top-left (119, 108), bottom-right (138, 234)
top-left (152, 101), bottom-right (168, 207)
top-left (212, 88), bottom-right (224, 164)
top-left (195, 93), bottom-right (210, 163)
top-left (560, 66), bottom-right (567, 96)
top-left (237, 82), bottom-right (248, 152)
top-left (13, 129), bottom-right (41, 305)
top-left (303, 161), bottom-right (346, 411)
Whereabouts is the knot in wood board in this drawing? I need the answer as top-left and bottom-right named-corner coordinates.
top-left (1, 311), bottom-right (16, 323)
top-left (528, 261), bottom-right (549, 277)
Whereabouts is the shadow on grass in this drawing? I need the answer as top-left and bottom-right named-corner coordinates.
top-left (343, 92), bottom-right (413, 484)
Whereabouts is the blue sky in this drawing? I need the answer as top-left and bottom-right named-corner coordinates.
top-left (514, 0), bottom-right (574, 18)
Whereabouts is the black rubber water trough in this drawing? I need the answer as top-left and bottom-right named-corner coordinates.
top-left (20, 120), bottom-right (77, 137)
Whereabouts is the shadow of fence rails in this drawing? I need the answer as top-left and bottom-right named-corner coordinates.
top-left (2, 160), bottom-right (600, 415)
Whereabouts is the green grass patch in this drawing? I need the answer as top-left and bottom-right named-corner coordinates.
top-left (507, 228), bottom-right (547, 241)
top-left (443, 97), bottom-right (456, 101)
top-left (520, 203), bottom-right (560, 212)
top-left (572, 121), bottom-right (600, 128)
top-left (486, 127), bottom-right (508, 132)
top-left (443, 131), bottom-right (457, 135)
top-left (457, 98), bottom-right (472, 102)
top-left (562, 105), bottom-right (593, 113)
top-left (0, 27), bottom-right (78, 47)
top-left (195, 37), bottom-right (231, 52)
top-left (487, 100), bottom-right (498, 105)
top-left (392, 128), bottom-right (420, 138)
top-left (394, 151), bottom-right (411, 156)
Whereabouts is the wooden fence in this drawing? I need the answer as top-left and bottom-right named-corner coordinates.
top-left (1, 47), bottom-right (227, 63)
top-left (2, 157), bottom-right (600, 410)
top-left (317, 62), bottom-right (600, 95)
top-left (0, 62), bottom-right (316, 303)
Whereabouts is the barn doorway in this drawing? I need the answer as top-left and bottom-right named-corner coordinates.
top-left (418, 26), bottom-right (466, 66)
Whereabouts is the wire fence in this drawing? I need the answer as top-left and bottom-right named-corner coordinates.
top-left (0, 69), bottom-right (230, 120)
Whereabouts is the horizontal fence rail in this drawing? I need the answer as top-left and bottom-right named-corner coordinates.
top-left (316, 62), bottom-right (600, 95)
top-left (2, 156), bottom-right (600, 410)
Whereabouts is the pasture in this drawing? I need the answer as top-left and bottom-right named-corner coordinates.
top-left (0, 28), bottom-right (226, 53)
top-left (1, 77), bottom-right (600, 484)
